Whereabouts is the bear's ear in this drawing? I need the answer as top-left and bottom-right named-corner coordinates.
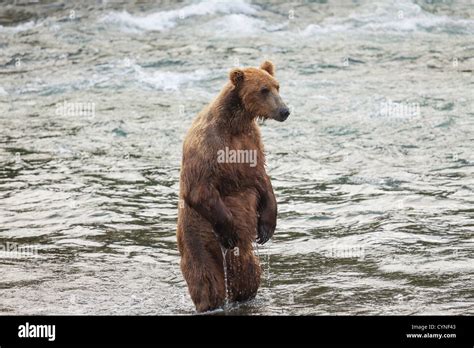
top-left (260, 60), bottom-right (275, 76)
top-left (229, 68), bottom-right (244, 86)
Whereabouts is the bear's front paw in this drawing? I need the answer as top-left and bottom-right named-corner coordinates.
top-left (257, 218), bottom-right (275, 245)
top-left (214, 222), bottom-right (238, 249)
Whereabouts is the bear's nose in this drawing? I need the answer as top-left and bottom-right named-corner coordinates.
top-left (279, 107), bottom-right (290, 120)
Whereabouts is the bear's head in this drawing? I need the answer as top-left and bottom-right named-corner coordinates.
top-left (229, 61), bottom-right (290, 122)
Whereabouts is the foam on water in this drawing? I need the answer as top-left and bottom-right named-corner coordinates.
top-left (0, 21), bottom-right (36, 33)
top-left (301, 0), bottom-right (474, 36)
top-left (204, 14), bottom-right (267, 37)
top-left (207, 14), bottom-right (289, 37)
top-left (99, 0), bottom-right (258, 32)
top-left (133, 65), bottom-right (211, 91)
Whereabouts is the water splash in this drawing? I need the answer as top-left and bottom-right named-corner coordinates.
top-left (99, 0), bottom-right (258, 32)
top-left (254, 241), bottom-right (260, 260)
top-left (220, 245), bottom-right (230, 307)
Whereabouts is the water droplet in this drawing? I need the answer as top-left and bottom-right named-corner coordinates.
top-left (220, 246), bottom-right (230, 307)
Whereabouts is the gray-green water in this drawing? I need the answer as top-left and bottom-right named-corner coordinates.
top-left (0, 0), bottom-right (473, 315)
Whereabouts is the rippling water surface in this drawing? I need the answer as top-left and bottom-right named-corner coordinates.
top-left (0, 0), bottom-right (473, 315)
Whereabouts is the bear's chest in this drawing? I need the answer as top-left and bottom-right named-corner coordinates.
top-left (216, 135), bottom-right (264, 192)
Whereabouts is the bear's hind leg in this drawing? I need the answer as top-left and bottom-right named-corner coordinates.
top-left (181, 254), bottom-right (226, 313)
top-left (227, 251), bottom-right (262, 303)
top-left (223, 191), bottom-right (261, 303)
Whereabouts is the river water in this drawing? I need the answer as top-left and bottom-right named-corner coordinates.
top-left (0, 0), bottom-right (473, 315)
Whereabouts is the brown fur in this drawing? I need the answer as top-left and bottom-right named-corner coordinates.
top-left (177, 61), bottom-right (288, 312)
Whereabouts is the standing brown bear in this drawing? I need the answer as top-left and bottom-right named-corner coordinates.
top-left (177, 60), bottom-right (290, 312)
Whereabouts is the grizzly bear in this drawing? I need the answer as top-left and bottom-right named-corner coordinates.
top-left (177, 60), bottom-right (290, 312)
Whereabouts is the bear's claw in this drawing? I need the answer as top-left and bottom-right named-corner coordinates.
top-left (219, 233), bottom-right (238, 249)
top-left (214, 223), bottom-right (238, 249)
top-left (257, 222), bottom-right (274, 245)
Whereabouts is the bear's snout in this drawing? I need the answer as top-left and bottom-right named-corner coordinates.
top-left (276, 106), bottom-right (290, 122)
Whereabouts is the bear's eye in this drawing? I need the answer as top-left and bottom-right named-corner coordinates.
top-left (260, 87), bottom-right (270, 95)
